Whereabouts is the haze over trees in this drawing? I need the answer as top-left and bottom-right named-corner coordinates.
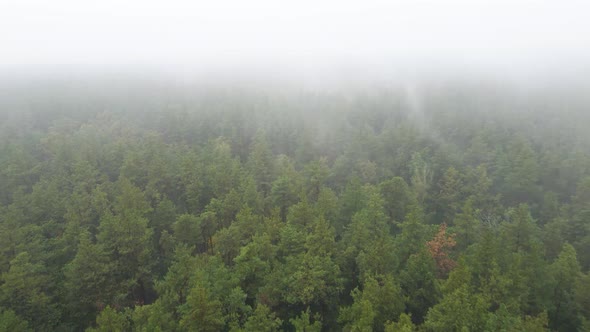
top-left (1, 76), bottom-right (590, 331)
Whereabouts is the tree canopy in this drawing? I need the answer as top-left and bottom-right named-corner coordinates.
top-left (0, 80), bottom-right (589, 331)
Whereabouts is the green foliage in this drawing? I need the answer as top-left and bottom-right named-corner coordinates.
top-left (284, 253), bottom-right (342, 306)
top-left (496, 137), bottom-right (540, 204)
top-left (179, 276), bottom-right (225, 332)
top-left (434, 167), bottom-right (463, 223)
top-left (0, 252), bottom-right (57, 330)
top-left (452, 198), bottom-right (480, 250)
top-left (242, 304), bottom-right (282, 332)
top-left (172, 213), bottom-right (202, 249)
top-left (379, 177), bottom-right (415, 228)
top-left (290, 308), bottom-right (322, 332)
top-left (131, 302), bottom-right (176, 332)
top-left (424, 284), bottom-right (489, 332)
top-left (399, 250), bottom-right (439, 324)
top-left (410, 152), bottom-right (433, 204)
top-left (1, 84), bottom-right (589, 331)
top-left (338, 286), bottom-right (376, 332)
top-left (0, 309), bottom-right (30, 332)
top-left (548, 243), bottom-right (583, 332)
top-left (63, 231), bottom-right (115, 328)
top-left (271, 176), bottom-right (298, 222)
top-left (384, 313), bottom-right (415, 332)
top-left (576, 272), bottom-right (590, 328)
top-left (248, 131), bottom-right (275, 196)
top-left (86, 306), bottom-right (129, 332)
top-left (516, 312), bottom-right (550, 332)
top-left (501, 204), bottom-right (539, 253)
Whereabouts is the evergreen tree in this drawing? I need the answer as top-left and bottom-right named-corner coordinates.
top-left (548, 243), bottom-right (582, 332)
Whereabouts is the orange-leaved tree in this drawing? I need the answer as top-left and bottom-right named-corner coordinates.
top-left (426, 223), bottom-right (457, 278)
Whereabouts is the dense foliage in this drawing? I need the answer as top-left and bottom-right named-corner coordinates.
top-left (1, 79), bottom-right (590, 331)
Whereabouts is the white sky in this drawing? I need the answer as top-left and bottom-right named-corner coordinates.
top-left (1, 0), bottom-right (589, 71)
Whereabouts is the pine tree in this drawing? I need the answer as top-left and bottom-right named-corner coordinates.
top-left (549, 243), bottom-right (582, 332)
top-left (179, 279), bottom-right (225, 332)
top-left (242, 304), bottom-right (282, 332)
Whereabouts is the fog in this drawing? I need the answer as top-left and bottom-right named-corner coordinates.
top-left (2, 0), bottom-right (590, 80)
top-left (1, 0), bottom-right (590, 133)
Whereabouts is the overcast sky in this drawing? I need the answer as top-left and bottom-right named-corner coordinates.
top-left (1, 0), bottom-right (589, 73)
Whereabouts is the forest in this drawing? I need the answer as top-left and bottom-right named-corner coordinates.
top-left (1, 77), bottom-right (590, 331)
